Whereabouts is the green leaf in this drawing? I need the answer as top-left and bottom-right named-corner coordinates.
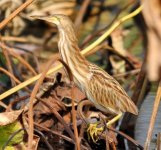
top-left (0, 121), bottom-right (24, 149)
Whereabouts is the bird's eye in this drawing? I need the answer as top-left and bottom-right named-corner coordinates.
top-left (55, 16), bottom-right (60, 22)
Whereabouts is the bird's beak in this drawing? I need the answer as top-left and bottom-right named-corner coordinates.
top-left (30, 15), bottom-right (59, 25)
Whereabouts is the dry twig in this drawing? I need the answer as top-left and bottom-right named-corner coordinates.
top-left (144, 82), bottom-right (161, 149)
top-left (0, 0), bottom-right (34, 30)
top-left (28, 60), bottom-right (54, 149)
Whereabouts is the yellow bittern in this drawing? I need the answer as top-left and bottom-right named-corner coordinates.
top-left (33, 14), bottom-right (138, 140)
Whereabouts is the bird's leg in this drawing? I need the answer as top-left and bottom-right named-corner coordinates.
top-left (87, 113), bottom-right (122, 142)
top-left (106, 113), bottom-right (122, 127)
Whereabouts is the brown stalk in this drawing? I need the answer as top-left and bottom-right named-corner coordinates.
top-left (144, 81), bottom-right (161, 149)
top-left (27, 59), bottom-right (77, 149)
top-left (113, 69), bottom-right (140, 78)
top-left (0, 67), bottom-right (31, 93)
top-left (7, 95), bottom-right (30, 111)
top-left (74, 0), bottom-right (91, 30)
top-left (33, 121), bottom-right (74, 144)
top-left (1, 44), bottom-right (16, 87)
top-left (105, 132), bottom-right (110, 150)
top-left (34, 119), bottom-right (89, 149)
top-left (0, 43), bottom-right (37, 75)
top-left (156, 133), bottom-right (161, 150)
top-left (80, 0), bottom-right (136, 48)
top-left (107, 127), bottom-right (143, 149)
top-left (36, 98), bottom-right (75, 141)
top-left (85, 42), bottom-right (140, 70)
top-left (58, 59), bottom-right (80, 150)
top-left (71, 79), bottom-right (80, 150)
top-left (0, 67), bottom-right (21, 86)
top-left (0, 101), bottom-right (7, 109)
top-left (0, 0), bottom-right (34, 30)
top-left (28, 60), bottom-right (54, 150)
top-left (10, 44), bottom-right (40, 73)
top-left (1, 36), bottom-right (28, 43)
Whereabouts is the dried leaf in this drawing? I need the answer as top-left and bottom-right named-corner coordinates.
top-left (0, 110), bottom-right (23, 126)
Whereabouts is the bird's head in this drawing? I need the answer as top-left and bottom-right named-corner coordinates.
top-left (31, 14), bottom-right (78, 42)
top-left (31, 14), bottom-right (74, 29)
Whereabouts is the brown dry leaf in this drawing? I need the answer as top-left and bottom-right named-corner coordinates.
top-left (34, 90), bottom-right (66, 129)
top-left (106, 130), bottom-right (117, 145)
top-left (33, 77), bottom-right (86, 131)
top-left (63, 112), bottom-right (71, 124)
top-left (56, 85), bottom-right (86, 104)
top-left (34, 96), bottom-right (66, 115)
top-left (0, 110), bottom-right (23, 126)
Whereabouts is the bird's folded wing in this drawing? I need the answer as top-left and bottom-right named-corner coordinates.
top-left (88, 64), bottom-right (138, 115)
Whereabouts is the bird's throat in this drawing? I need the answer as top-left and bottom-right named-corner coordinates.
top-left (58, 30), bottom-right (90, 85)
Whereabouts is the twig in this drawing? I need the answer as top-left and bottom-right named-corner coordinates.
top-left (37, 98), bottom-right (75, 141)
top-left (107, 127), bottom-right (143, 150)
top-left (82, 6), bottom-right (142, 55)
top-left (0, 101), bottom-right (8, 109)
top-left (28, 60), bottom-right (54, 150)
top-left (35, 120), bottom-right (89, 150)
top-left (0, 67), bottom-right (22, 86)
top-left (74, 0), bottom-right (91, 30)
top-left (113, 69), bottom-right (140, 78)
top-left (0, 6), bottom-right (142, 101)
top-left (34, 129), bottom-right (54, 150)
top-left (58, 59), bottom-right (80, 150)
top-left (80, 0), bottom-right (139, 48)
top-left (1, 43), bottom-right (16, 87)
top-left (0, 43), bottom-right (37, 75)
top-left (156, 133), bottom-right (161, 150)
top-left (7, 95), bottom-right (30, 111)
top-left (0, 0), bottom-right (34, 30)
top-left (101, 115), bottom-right (110, 150)
top-left (71, 81), bottom-right (80, 150)
top-left (1, 36), bottom-right (28, 42)
top-left (34, 121), bottom-right (74, 144)
top-left (144, 81), bottom-right (161, 149)
top-left (9, 44), bottom-right (40, 73)
top-left (0, 67), bottom-right (31, 93)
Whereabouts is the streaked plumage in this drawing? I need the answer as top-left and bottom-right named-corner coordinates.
top-left (35, 14), bottom-right (138, 116)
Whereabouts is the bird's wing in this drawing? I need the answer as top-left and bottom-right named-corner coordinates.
top-left (88, 63), bottom-right (138, 115)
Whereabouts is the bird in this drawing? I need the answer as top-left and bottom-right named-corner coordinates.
top-left (32, 14), bottom-right (138, 141)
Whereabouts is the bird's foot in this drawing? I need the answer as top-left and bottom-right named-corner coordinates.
top-left (87, 123), bottom-right (104, 142)
top-left (87, 113), bottom-right (122, 142)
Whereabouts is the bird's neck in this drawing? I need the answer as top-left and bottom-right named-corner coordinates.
top-left (58, 29), bottom-right (90, 83)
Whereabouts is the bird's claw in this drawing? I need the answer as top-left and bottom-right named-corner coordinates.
top-left (87, 123), bottom-right (104, 142)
